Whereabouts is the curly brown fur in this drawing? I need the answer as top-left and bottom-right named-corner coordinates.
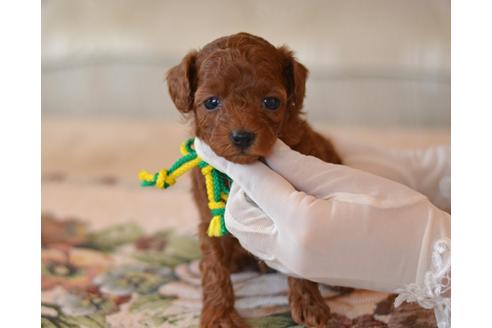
top-left (167, 32), bottom-right (341, 328)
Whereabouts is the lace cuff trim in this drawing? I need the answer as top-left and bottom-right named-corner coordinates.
top-left (394, 238), bottom-right (451, 328)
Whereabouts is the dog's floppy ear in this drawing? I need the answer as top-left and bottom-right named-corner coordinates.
top-left (278, 46), bottom-right (309, 113)
top-left (166, 51), bottom-right (198, 113)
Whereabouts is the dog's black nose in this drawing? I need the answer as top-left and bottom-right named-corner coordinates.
top-left (230, 130), bottom-right (256, 149)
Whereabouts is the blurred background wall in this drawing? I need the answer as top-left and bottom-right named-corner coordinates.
top-left (42, 0), bottom-right (450, 127)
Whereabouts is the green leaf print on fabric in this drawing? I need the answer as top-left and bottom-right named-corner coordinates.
top-left (127, 295), bottom-right (191, 327)
top-left (87, 223), bottom-right (144, 252)
top-left (42, 303), bottom-right (108, 328)
top-left (94, 264), bottom-right (173, 296)
top-left (129, 294), bottom-right (174, 313)
top-left (246, 312), bottom-right (297, 328)
top-left (133, 230), bottom-right (201, 267)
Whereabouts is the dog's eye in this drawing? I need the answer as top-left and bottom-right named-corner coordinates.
top-left (263, 97), bottom-right (280, 110)
top-left (203, 97), bottom-right (220, 110)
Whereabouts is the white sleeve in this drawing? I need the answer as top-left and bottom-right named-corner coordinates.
top-left (332, 136), bottom-right (451, 212)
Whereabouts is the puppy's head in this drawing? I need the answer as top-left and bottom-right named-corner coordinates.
top-left (167, 33), bottom-right (308, 163)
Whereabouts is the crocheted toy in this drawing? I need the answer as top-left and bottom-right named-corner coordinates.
top-left (138, 138), bottom-right (231, 237)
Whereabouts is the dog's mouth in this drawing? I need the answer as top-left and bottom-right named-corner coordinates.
top-left (224, 151), bottom-right (260, 164)
top-left (205, 137), bottom-right (275, 164)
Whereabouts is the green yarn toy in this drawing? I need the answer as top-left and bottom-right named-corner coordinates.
top-left (138, 138), bottom-right (231, 237)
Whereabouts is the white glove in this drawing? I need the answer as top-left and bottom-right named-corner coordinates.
top-left (194, 137), bottom-right (451, 327)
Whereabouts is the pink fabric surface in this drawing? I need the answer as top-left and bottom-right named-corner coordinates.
top-left (42, 118), bottom-right (449, 232)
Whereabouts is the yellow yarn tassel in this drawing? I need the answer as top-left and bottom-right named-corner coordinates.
top-left (208, 216), bottom-right (223, 237)
top-left (155, 169), bottom-right (168, 189)
top-left (139, 170), bottom-right (155, 183)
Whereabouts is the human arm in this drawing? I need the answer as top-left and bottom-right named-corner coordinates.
top-left (194, 137), bottom-right (451, 327)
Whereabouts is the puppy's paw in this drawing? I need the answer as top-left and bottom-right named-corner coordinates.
top-left (290, 296), bottom-right (331, 328)
top-left (289, 281), bottom-right (331, 328)
top-left (288, 277), bottom-right (332, 327)
top-left (200, 308), bottom-right (249, 328)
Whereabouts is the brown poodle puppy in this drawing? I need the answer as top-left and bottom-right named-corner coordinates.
top-left (167, 32), bottom-right (341, 328)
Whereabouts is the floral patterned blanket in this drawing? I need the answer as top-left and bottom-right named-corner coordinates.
top-left (42, 120), bottom-right (445, 327)
top-left (41, 214), bottom-right (437, 328)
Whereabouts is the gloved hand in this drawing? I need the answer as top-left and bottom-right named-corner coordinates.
top-left (194, 137), bottom-right (451, 327)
